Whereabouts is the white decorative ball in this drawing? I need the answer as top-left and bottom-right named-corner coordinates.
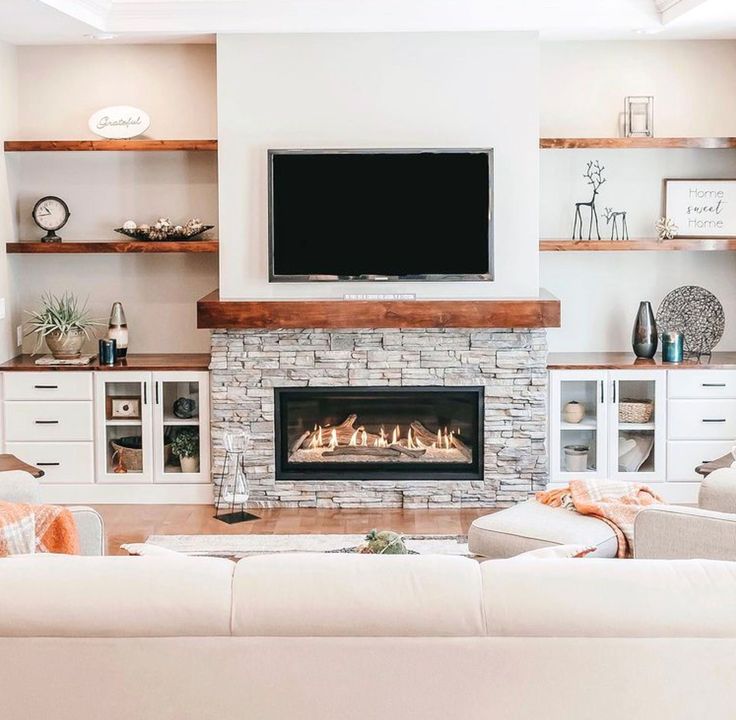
top-left (122, 220), bottom-right (137, 231)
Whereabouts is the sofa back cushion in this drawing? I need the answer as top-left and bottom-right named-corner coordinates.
top-left (232, 553), bottom-right (485, 637)
top-left (481, 558), bottom-right (736, 637)
top-left (0, 555), bottom-right (234, 637)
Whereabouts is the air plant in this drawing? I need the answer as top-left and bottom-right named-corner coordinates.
top-left (25, 292), bottom-right (103, 354)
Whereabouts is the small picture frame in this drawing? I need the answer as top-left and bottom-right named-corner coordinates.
top-left (109, 397), bottom-right (141, 419)
top-left (664, 179), bottom-right (736, 238)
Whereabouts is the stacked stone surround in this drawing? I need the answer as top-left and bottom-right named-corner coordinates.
top-left (210, 327), bottom-right (548, 508)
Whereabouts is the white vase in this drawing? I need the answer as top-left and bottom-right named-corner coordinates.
top-left (180, 455), bottom-right (199, 473)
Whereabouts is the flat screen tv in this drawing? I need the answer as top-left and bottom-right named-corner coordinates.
top-left (268, 149), bottom-right (493, 282)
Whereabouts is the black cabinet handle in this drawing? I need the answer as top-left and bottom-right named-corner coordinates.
top-left (34, 384), bottom-right (58, 389)
top-left (36, 462), bottom-right (60, 466)
top-left (600, 381), bottom-right (604, 404)
top-left (702, 383), bottom-right (726, 388)
top-left (155, 381), bottom-right (160, 405)
top-left (143, 382), bottom-right (147, 405)
top-left (612, 381), bottom-right (617, 404)
top-left (702, 418), bottom-right (727, 423)
top-left (34, 420), bottom-right (59, 425)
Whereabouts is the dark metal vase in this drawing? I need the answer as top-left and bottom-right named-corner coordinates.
top-left (632, 301), bottom-right (658, 359)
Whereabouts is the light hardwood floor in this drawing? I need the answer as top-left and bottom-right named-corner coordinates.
top-left (92, 505), bottom-right (491, 556)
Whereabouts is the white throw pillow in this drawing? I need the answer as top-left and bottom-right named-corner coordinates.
top-left (511, 544), bottom-right (597, 560)
top-left (121, 543), bottom-right (185, 557)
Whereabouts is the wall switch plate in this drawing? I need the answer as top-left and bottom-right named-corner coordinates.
top-left (16, 325), bottom-right (23, 347)
top-left (0, 298), bottom-right (5, 320)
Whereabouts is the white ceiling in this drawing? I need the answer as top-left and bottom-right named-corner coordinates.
top-left (0, 0), bottom-right (735, 45)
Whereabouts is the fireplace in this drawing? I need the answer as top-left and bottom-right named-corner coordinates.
top-left (274, 387), bottom-right (484, 482)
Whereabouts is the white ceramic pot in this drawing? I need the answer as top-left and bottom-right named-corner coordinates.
top-left (45, 328), bottom-right (85, 359)
top-left (564, 445), bottom-right (589, 472)
top-left (180, 455), bottom-right (200, 474)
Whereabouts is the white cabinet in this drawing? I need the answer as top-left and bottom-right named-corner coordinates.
top-left (94, 370), bottom-right (210, 485)
top-left (550, 370), bottom-right (666, 484)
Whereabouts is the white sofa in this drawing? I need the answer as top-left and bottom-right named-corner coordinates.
top-left (1, 553), bottom-right (735, 720)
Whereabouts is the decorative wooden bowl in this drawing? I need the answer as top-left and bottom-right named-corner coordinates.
top-left (114, 225), bottom-right (214, 241)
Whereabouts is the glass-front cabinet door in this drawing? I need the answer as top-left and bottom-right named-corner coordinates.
top-left (94, 371), bottom-right (153, 483)
top-left (152, 371), bottom-right (210, 484)
top-left (608, 370), bottom-right (666, 483)
top-left (549, 370), bottom-right (608, 483)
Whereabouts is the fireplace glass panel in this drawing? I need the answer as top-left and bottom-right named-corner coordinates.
top-left (275, 387), bottom-right (483, 482)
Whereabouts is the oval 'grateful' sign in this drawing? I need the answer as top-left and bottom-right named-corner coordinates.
top-left (88, 106), bottom-right (151, 139)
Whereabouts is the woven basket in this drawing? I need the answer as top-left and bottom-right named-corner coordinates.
top-left (111, 436), bottom-right (171, 472)
top-left (618, 399), bottom-right (653, 424)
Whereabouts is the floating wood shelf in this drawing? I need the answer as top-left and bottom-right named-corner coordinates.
top-left (7, 240), bottom-right (219, 254)
top-left (196, 289), bottom-right (561, 329)
top-left (540, 238), bottom-right (736, 252)
top-left (3, 139), bottom-right (218, 152)
top-left (0, 353), bottom-right (211, 372)
top-left (548, 352), bottom-right (736, 370)
top-left (539, 137), bottom-right (736, 149)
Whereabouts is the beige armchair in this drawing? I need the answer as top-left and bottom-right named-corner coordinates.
top-left (0, 455), bottom-right (105, 556)
top-left (634, 467), bottom-right (736, 560)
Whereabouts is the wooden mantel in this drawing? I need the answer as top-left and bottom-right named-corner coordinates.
top-left (196, 290), bottom-right (560, 329)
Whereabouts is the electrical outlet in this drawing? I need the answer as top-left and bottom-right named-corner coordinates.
top-left (16, 325), bottom-right (23, 347)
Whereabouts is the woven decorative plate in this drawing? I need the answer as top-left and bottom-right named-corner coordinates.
top-left (656, 285), bottom-right (725, 356)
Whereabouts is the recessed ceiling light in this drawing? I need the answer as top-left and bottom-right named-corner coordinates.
top-left (84, 33), bottom-right (117, 40)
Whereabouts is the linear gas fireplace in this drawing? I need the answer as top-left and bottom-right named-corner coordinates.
top-left (274, 387), bottom-right (484, 482)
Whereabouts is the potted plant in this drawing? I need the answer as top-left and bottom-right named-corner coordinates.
top-left (171, 428), bottom-right (200, 473)
top-left (26, 292), bottom-right (101, 359)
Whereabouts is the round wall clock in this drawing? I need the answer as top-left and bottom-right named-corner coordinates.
top-left (32, 196), bottom-right (70, 243)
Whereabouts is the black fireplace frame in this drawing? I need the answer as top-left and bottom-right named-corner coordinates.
top-left (274, 386), bottom-right (484, 482)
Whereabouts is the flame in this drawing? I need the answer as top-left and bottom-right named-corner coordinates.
top-left (391, 426), bottom-right (399, 445)
top-left (349, 429), bottom-right (358, 447)
top-left (329, 428), bottom-right (338, 449)
top-left (361, 429), bottom-right (368, 446)
top-left (407, 428), bottom-right (415, 450)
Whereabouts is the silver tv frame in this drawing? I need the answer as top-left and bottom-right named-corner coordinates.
top-left (267, 148), bottom-right (494, 282)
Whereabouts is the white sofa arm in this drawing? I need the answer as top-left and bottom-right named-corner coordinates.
top-left (634, 505), bottom-right (736, 561)
top-left (699, 467), bottom-right (736, 513)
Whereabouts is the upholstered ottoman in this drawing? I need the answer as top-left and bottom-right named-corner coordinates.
top-left (468, 500), bottom-right (618, 558)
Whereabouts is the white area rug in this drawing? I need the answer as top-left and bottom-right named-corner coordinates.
top-left (145, 533), bottom-right (470, 558)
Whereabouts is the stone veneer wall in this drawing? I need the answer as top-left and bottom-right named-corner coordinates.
top-left (210, 328), bottom-right (548, 508)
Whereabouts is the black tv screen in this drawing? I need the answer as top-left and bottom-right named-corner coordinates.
top-left (268, 149), bottom-right (493, 281)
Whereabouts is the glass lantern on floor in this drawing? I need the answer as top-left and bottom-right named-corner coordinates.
top-left (214, 427), bottom-right (259, 524)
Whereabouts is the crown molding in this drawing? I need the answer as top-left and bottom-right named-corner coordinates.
top-left (39, 0), bottom-right (112, 29)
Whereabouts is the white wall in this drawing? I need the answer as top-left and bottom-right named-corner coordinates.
top-left (540, 40), bottom-right (736, 352)
top-left (0, 41), bottom-right (19, 363)
top-left (11, 45), bottom-right (218, 354)
top-left (217, 32), bottom-right (540, 300)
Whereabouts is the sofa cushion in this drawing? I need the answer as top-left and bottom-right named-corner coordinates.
top-left (232, 553), bottom-right (485, 637)
top-left (468, 500), bottom-right (618, 558)
top-left (481, 558), bottom-right (736, 637)
top-left (0, 555), bottom-right (235, 637)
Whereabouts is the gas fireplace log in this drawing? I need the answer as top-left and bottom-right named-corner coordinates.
top-left (291, 430), bottom-right (312, 455)
top-left (321, 445), bottom-right (426, 459)
top-left (410, 420), bottom-right (472, 458)
top-left (299, 414), bottom-right (361, 449)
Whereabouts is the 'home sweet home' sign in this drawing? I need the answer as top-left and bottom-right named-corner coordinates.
top-left (665, 179), bottom-right (736, 238)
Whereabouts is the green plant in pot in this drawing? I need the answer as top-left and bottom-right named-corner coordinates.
top-left (26, 292), bottom-right (101, 359)
top-left (171, 428), bottom-right (200, 474)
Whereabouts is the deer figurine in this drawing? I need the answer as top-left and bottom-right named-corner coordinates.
top-left (572, 161), bottom-right (606, 241)
top-left (603, 207), bottom-right (629, 241)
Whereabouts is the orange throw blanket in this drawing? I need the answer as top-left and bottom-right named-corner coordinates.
top-left (0, 502), bottom-right (80, 556)
top-left (536, 479), bottom-right (662, 558)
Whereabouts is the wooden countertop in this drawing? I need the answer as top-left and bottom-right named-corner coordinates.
top-left (0, 353), bottom-right (211, 372)
top-left (196, 289), bottom-right (561, 329)
top-left (547, 352), bottom-right (736, 370)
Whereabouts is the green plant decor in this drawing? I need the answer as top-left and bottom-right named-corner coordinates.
top-left (25, 292), bottom-right (102, 354)
top-left (359, 529), bottom-right (408, 555)
top-left (171, 428), bottom-right (200, 459)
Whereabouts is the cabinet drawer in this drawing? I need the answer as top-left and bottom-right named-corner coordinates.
top-left (4, 401), bottom-right (93, 442)
top-left (3, 372), bottom-right (93, 401)
top-left (5, 442), bottom-right (94, 484)
top-left (668, 371), bottom-right (736, 400)
top-left (668, 399), bottom-right (736, 440)
top-left (667, 440), bottom-right (734, 482)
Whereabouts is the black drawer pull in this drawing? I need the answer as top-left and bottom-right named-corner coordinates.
top-left (34, 420), bottom-right (59, 425)
top-left (36, 462), bottom-right (60, 466)
top-left (702, 418), bottom-right (726, 423)
top-left (34, 384), bottom-right (59, 389)
top-left (702, 383), bottom-right (726, 388)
